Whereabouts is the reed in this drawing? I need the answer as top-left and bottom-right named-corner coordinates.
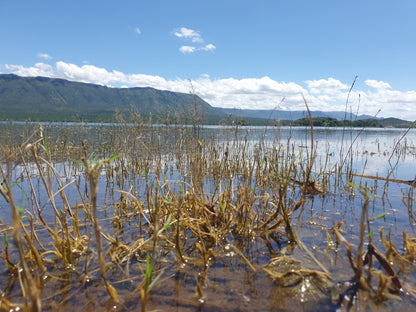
top-left (0, 120), bottom-right (415, 311)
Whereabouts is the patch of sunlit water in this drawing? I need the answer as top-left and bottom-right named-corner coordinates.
top-left (1, 124), bottom-right (416, 311)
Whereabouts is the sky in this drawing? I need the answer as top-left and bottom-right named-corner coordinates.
top-left (1, 0), bottom-right (416, 120)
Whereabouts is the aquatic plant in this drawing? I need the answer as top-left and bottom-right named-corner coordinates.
top-left (0, 120), bottom-right (415, 311)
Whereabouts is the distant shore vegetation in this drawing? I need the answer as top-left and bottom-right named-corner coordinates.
top-left (1, 114), bottom-right (415, 129)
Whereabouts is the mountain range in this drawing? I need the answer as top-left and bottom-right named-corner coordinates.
top-left (0, 74), bottom-right (411, 127)
top-left (216, 108), bottom-right (375, 121)
top-left (0, 74), bottom-right (222, 123)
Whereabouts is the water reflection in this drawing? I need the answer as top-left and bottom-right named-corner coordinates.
top-left (1, 123), bottom-right (416, 311)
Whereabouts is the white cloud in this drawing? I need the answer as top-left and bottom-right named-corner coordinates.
top-left (56, 62), bottom-right (110, 84)
top-left (179, 46), bottom-right (196, 54)
top-left (173, 27), bottom-right (203, 43)
top-left (190, 77), bottom-right (307, 110)
top-left (363, 88), bottom-right (416, 119)
top-left (3, 61), bottom-right (416, 120)
top-left (134, 27), bottom-right (141, 35)
top-left (201, 44), bottom-right (216, 51)
top-left (179, 44), bottom-right (216, 54)
top-left (173, 27), bottom-right (216, 53)
top-left (5, 63), bottom-right (55, 77)
top-left (365, 79), bottom-right (391, 89)
top-left (305, 78), bottom-right (349, 95)
top-left (55, 61), bottom-right (169, 88)
top-left (38, 53), bottom-right (52, 60)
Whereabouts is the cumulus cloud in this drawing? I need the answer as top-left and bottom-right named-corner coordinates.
top-left (201, 44), bottom-right (216, 51)
top-left (134, 27), bottom-right (141, 35)
top-left (3, 61), bottom-right (416, 120)
top-left (191, 77), bottom-right (307, 110)
top-left (365, 79), bottom-right (391, 89)
top-left (38, 53), bottom-right (52, 60)
top-left (5, 63), bottom-right (55, 77)
top-left (54, 61), bottom-right (169, 89)
top-left (179, 46), bottom-right (196, 54)
top-left (173, 27), bottom-right (215, 53)
top-left (179, 44), bottom-right (216, 54)
top-left (173, 27), bottom-right (203, 43)
top-left (305, 78), bottom-right (349, 95)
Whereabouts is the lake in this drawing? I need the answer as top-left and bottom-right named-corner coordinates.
top-left (1, 122), bottom-right (416, 311)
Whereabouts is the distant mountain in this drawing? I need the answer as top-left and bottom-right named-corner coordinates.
top-left (378, 117), bottom-right (414, 128)
top-left (0, 74), bottom-right (224, 123)
top-left (216, 108), bottom-right (375, 121)
top-left (0, 74), bottom-right (412, 128)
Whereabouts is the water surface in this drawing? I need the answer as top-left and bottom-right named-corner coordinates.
top-left (1, 123), bottom-right (416, 311)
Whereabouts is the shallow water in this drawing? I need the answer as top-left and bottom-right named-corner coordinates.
top-left (1, 123), bottom-right (416, 311)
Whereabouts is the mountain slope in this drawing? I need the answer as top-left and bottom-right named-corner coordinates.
top-left (216, 107), bottom-right (375, 121)
top-left (0, 74), bottom-right (412, 127)
top-left (0, 74), bottom-right (224, 123)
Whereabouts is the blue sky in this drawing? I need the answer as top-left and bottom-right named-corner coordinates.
top-left (1, 0), bottom-right (416, 119)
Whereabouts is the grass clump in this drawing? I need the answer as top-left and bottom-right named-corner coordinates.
top-left (0, 120), bottom-right (415, 311)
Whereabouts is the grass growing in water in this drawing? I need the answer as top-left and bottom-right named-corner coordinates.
top-left (0, 121), bottom-right (415, 311)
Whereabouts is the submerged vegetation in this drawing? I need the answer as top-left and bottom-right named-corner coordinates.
top-left (1, 118), bottom-right (416, 311)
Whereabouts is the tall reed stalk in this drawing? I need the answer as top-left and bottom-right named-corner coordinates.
top-left (81, 144), bottom-right (120, 303)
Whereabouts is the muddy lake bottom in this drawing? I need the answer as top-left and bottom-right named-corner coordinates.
top-left (1, 123), bottom-right (416, 311)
